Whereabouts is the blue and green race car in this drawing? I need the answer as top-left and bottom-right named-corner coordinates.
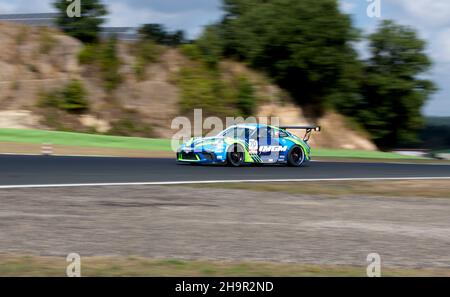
top-left (177, 124), bottom-right (320, 167)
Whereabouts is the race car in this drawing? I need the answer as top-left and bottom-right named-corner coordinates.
top-left (177, 124), bottom-right (320, 167)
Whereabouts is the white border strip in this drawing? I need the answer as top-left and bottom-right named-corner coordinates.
top-left (0, 177), bottom-right (449, 189)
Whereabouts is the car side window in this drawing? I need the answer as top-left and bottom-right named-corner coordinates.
top-left (222, 127), bottom-right (248, 140)
top-left (222, 128), bottom-right (237, 138)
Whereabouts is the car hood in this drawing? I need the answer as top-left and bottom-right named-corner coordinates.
top-left (183, 136), bottom-right (226, 149)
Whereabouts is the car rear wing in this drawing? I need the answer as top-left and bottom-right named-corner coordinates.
top-left (279, 125), bottom-right (321, 142)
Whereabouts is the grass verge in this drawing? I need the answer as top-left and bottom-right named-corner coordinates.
top-left (0, 255), bottom-right (448, 277)
top-left (0, 128), bottom-right (429, 160)
top-left (194, 180), bottom-right (450, 198)
top-left (0, 128), bottom-right (171, 151)
top-left (313, 148), bottom-right (426, 159)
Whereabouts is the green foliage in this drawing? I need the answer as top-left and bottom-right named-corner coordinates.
top-left (177, 66), bottom-right (226, 115)
top-left (39, 108), bottom-right (75, 132)
top-left (219, 0), bottom-right (359, 115)
top-left (235, 76), bottom-right (256, 117)
top-left (132, 40), bottom-right (160, 81)
top-left (419, 125), bottom-right (450, 150)
top-left (38, 79), bottom-right (89, 113)
top-left (180, 26), bottom-right (223, 69)
top-left (180, 44), bottom-right (203, 61)
top-left (108, 113), bottom-right (154, 137)
top-left (39, 28), bottom-right (57, 54)
top-left (15, 26), bottom-right (29, 45)
top-left (187, 1), bottom-right (436, 148)
top-left (53, 0), bottom-right (107, 43)
top-left (11, 81), bottom-right (21, 91)
top-left (77, 38), bottom-right (122, 91)
top-left (61, 79), bottom-right (89, 112)
top-left (133, 59), bottom-right (147, 82)
top-left (77, 44), bottom-right (97, 64)
top-left (138, 24), bottom-right (186, 46)
top-left (196, 25), bottom-right (224, 68)
top-left (177, 27), bottom-right (225, 70)
top-left (26, 64), bottom-right (39, 73)
top-left (98, 37), bottom-right (122, 92)
top-left (359, 20), bottom-right (436, 148)
top-left (176, 60), bottom-right (256, 117)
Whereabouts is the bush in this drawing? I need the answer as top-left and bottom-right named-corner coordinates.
top-left (108, 116), bottom-right (154, 137)
top-left (98, 37), bottom-right (122, 92)
top-left (235, 76), bottom-right (256, 117)
top-left (196, 25), bottom-right (223, 68)
top-left (177, 66), bottom-right (228, 115)
top-left (78, 44), bottom-right (97, 64)
top-left (39, 28), bottom-right (57, 54)
top-left (138, 24), bottom-right (186, 46)
top-left (15, 25), bottom-right (28, 45)
top-left (181, 34), bottom-right (222, 69)
top-left (132, 40), bottom-right (160, 81)
top-left (77, 38), bottom-right (122, 92)
top-left (176, 63), bottom-right (257, 117)
top-left (180, 44), bottom-right (203, 61)
top-left (38, 79), bottom-right (89, 113)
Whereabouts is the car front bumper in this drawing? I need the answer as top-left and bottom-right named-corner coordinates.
top-left (177, 150), bottom-right (226, 164)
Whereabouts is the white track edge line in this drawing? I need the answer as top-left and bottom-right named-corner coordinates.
top-left (0, 177), bottom-right (449, 189)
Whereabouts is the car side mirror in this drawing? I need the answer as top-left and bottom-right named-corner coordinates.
top-left (279, 131), bottom-right (288, 138)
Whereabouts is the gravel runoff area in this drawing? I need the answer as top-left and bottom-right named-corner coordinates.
top-left (0, 185), bottom-right (449, 269)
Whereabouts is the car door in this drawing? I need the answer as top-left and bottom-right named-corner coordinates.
top-left (257, 126), bottom-right (281, 163)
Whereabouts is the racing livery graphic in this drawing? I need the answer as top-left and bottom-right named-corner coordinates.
top-left (177, 124), bottom-right (321, 167)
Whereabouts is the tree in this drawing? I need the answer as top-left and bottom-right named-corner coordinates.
top-left (219, 0), bottom-right (360, 117)
top-left (360, 20), bottom-right (436, 148)
top-left (53, 0), bottom-right (107, 43)
top-left (60, 79), bottom-right (89, 113)
top-left (167, 30), bottom-right (186, 46)
top-left (38, 79), bottom-right (89, 113)
top-left (139, 24), bottom-right (167, 44)
top-left (196, 25), bottom-right (224, 68)
top-left (139, 24), bottom-right (186, 46)
top-left (98, 36), bottom-right (122, 92)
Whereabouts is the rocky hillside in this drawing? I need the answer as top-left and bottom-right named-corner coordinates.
top-left (0, 22), bottom-right (376, 150)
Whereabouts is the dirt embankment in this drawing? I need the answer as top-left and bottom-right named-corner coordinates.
top-left (0, 22), bottom-right (376, 150)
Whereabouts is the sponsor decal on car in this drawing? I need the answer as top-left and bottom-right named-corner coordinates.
top-left (249, 139), bottom-right (259, 154)
top-left (258, 146), bottom-right (288, 153)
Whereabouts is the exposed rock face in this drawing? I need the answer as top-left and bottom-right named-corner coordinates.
top-left (79, 115), bottom-right (111, 133)
top-left (0, 110), bottom-right (42, 129)
top-left (0, 22), bottom-right (377, 150)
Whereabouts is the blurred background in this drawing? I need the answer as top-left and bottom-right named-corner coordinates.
top-left (0, 0), bottom-right (449, 159)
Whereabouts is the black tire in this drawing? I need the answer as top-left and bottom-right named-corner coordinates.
top-left (226, 144), bottom-right (245, 167)
top-left (287, 145), bottom-right (306, 167)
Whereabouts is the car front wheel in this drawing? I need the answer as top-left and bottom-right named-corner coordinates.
top-left (227, 144), bottom-right (245, 167)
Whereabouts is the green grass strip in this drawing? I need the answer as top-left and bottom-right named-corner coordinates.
top-left (313, 148), bottom-right (425, 159)
top-left (0, 128), bottom-right (172, 151)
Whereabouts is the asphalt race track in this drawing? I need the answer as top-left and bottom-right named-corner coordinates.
top-left (0, 155), bottom-right (449, 186)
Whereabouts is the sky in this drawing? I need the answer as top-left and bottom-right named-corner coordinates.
top-left (0, 0), bottom-right (448, 116)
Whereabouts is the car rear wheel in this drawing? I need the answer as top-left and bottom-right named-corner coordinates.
top-left (227, 144), bottom-right (245, 167)
top-left (287, 145), bottom-right (305, 167)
